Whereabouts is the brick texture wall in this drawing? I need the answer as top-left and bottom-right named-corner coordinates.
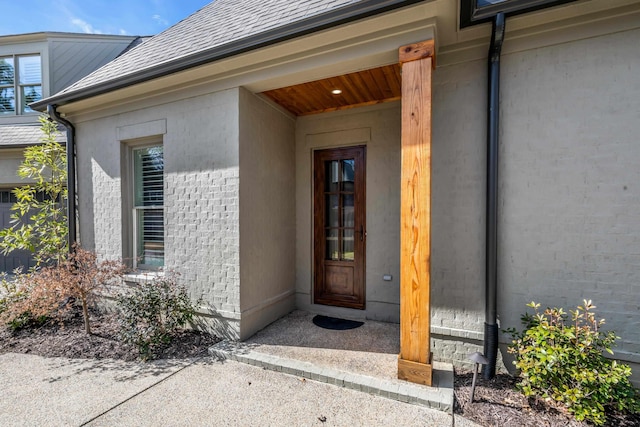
top-left (430, 27), bottom-right (640, 382)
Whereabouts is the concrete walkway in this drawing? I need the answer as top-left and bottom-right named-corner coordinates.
top-left (212, 311), bottom-right (455, 411)
top-left (0, 352), bottom-right (473, 426)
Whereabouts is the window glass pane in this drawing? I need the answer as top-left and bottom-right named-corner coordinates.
top-left (477, 0), bottom-right (509, 5)
top-left (21, 85), bottom-right (42, 113)
top-left (325, 160), bottom-right (339, 192)
top-left (0, 57), bottom-right (14, 85)
top-left (341, 159), bottom-right (354, 192)
top-left (18, 55), bottom-right (41, 85)
top-left (133, 145), bottom-right (164, 267)
top-left (0, 87), bottom-right (15, 114)
top-left (325, 229), bottom-right (339, 261)
top-left (134, 146), bottom-right (164, 206)
top-left (342, 229), bottom-right (354, 261)
top-left (136, 208), bottom-right (164, 266)
top-left (326, 194), bottom-right (339, 228)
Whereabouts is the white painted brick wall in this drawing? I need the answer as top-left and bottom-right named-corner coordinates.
top-left (76, 116), bottom-right (123, 257)
top-left (76, 88), bottom-right (242, 337)
top-left (430, 53), bottom-right (487, 363)
top-left (430, 27), bottom-right (640, 380)
top-left (499, 28), bottom-right (640, 377)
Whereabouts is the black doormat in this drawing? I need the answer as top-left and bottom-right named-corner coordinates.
top-left (312, 315), bottom-right (364, 330)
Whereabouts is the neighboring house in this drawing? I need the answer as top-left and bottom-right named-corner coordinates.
top-left (0, 32), bottom-right (143, 272)
top-left (33, 0), bottom-right (640, 386)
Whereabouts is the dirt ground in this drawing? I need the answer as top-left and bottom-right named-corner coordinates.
top-left (0, 309), bottom-right (638, 427)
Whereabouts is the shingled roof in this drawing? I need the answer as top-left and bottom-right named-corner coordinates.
top-left (0, 125), bottom-right (66, 148)
top-left (33, 0), bottom-right (420, 109)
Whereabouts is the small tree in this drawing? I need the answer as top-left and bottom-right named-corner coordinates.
top-left (0, 115), bottom-right (68, 266)
top-left (0, 246), bottom-right (126, 334)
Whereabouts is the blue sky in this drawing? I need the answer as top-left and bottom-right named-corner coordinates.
top-left (0, 0), bottom-right (212, 37)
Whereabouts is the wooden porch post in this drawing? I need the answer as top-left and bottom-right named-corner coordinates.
top-left (397, 39), bottom-right (435, 386)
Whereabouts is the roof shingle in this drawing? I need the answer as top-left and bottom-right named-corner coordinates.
top-left (57, 0), bottom-right (364, 97)
top-left (0, 125), bottom-right (66, 147)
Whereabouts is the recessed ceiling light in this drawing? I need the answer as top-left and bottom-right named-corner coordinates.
top-left (331, 89), bottom-right (342, 95)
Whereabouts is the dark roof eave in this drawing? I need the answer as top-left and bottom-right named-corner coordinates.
top-left (32, 0), bottom-right (425, 112)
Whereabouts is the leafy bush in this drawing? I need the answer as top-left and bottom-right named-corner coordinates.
top-left (0, 247), bottom-right (126, 334)
top-left (0, 269), bottom-right (48, 331)
top-left (116, 274), bottom-right (198, 360)
top-left (506, 301), bottom-right (640, 425)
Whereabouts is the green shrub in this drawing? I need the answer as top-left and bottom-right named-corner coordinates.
top-left (116, 274), bottom-right (198, 360)
top-left (505, 300), bottom-right (640, 425)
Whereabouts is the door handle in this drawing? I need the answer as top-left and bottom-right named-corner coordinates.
top-left (360, 225), bottom-right (365, 242)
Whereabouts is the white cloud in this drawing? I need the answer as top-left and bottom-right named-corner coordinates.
top-left (71, 18), bottom-right (102, 34)
top-left (152, 14), bottom-right (168, 26)
top-left (119, 29), bottom-right (128, 35)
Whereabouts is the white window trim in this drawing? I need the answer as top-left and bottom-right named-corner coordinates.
top-left (0, 53), bottom-right (43, 116)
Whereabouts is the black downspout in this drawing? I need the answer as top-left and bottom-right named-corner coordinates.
top-left (47, 105), bottom-right (77, 253)
top-left (483, 12), bottom-right (505, 380)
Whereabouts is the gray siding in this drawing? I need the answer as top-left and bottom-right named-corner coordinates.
top-left (50, 38), bottom-right (135, 93)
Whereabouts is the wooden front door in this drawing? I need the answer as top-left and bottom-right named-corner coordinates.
top-left (313, 146), bottom-right (366, 309)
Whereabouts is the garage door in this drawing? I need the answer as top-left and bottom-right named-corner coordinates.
top-left (0, 190), bottom-right (35, 273)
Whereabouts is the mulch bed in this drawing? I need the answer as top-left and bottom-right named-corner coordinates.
top-left (454, 370), bottom-right (640, 427)
top-left (0, 306), bottom-right (220, 362)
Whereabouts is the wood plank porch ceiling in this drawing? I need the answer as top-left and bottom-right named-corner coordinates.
top-left (261, 64), bottom-right (401, 116)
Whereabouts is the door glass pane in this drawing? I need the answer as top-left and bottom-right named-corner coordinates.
top-left (325, 160), bottom-right (339, 192)
top-left (325, 229), bottom-right (339, 260)
top-left (342, 194), bottom-right (354, 228)
top-left (342, 229), bottom-right (354, 261)
top-left (326, 194), bottom-right (339, 227)
top-left (341, 159), bottom-right (355, 191)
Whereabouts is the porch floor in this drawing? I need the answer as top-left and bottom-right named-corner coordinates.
top-left (209, 310), bottom-right (454, 414)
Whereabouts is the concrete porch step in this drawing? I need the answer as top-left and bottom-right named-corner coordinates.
top-left (209, 340), bottom-right (454, 413)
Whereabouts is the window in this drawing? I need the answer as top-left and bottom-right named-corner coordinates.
top-left (0, 189), bottom-right (60, 204)
top-left (460, 0), bottom-right (578, 28)
top-left (0, 54), bottom-right (42, 115)
top-left (0, 190), bottom-right (18, 203)
top-left (133, 145), bottom-right (164, 268)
